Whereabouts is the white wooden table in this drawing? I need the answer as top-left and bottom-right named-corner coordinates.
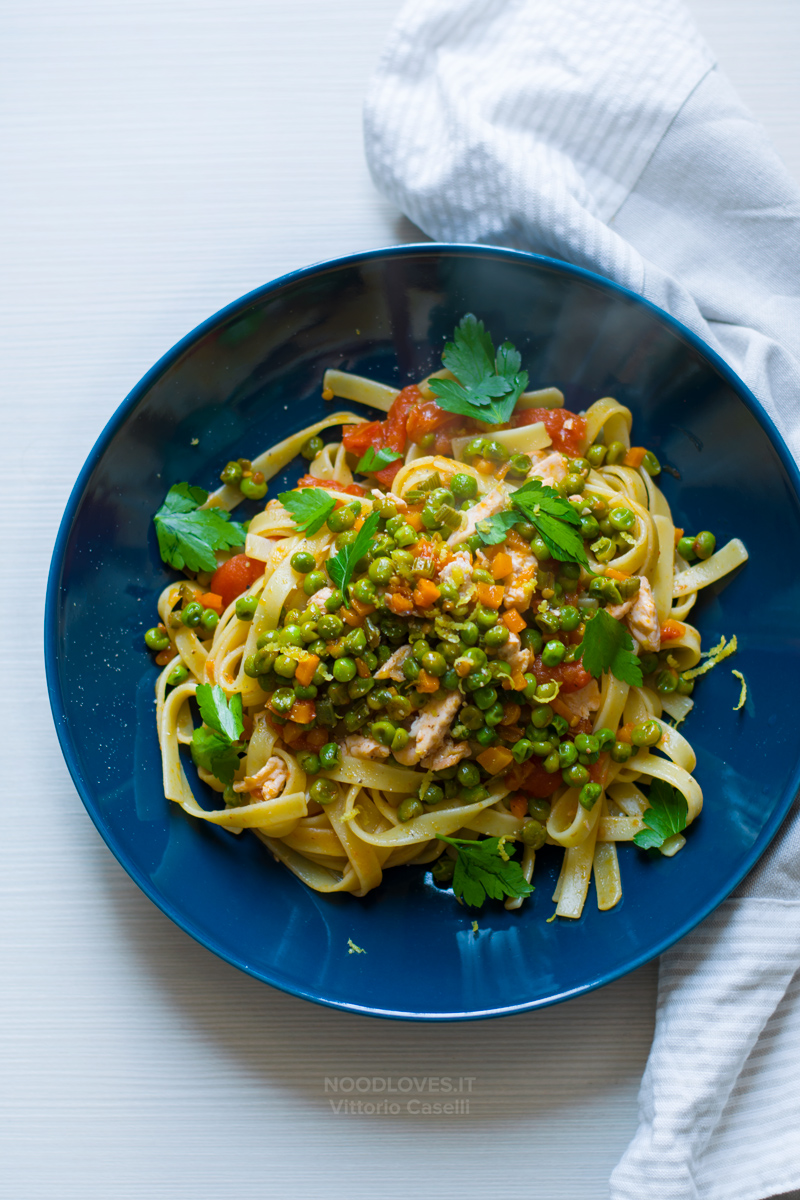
top-left (2, 2), bottom-right (798, 1197)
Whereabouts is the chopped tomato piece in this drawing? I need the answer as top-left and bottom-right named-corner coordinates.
top-left (661, 620), bottom-right (686, 641)
top-left (624, 446), bottom-right (647, 468)
top-left (417, 669), bottom-right (440, 694)
top-left (413, 579), bottom-right (441, 608)
top-left (531, 654), bottom-right (592, 694)
top-left (294, 474), bottom-right (367, 497)
top-left (502, 609), bottom-right (527, 633)
top-left (491, 552), bottom-right (513, 580)
top-left (475, 583), bottom-right (504, 609)
top-left (509, 795), bottom-right (528, 819)
top-left (341, 385), bottom-right (421, 465)
top-left (505, 758), bottom-right (562, 798)
top-left (511, 407), bottom-right (586, 455)
top-left (210, 554), bottom-right (263, 610)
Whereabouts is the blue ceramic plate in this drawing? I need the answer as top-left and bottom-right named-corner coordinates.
top-left (46, 245), bottom-right (800, 1020)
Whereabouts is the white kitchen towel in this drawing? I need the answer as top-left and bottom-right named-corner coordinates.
top-left (363, 3), bottom-right (800, 1198)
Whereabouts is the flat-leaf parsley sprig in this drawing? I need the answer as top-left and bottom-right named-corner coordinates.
top-left (436, 835), bottom-right (535, 908)
top-left (328, 511), bottom-right (381, 605)
top-left (277, 487), bottom-right (336, 536)
top-left (633, 779), bottom-right (689, 850)
top-left (475, 477), bottom-right (588, 567)
top-left (153, 483), bottom-right (246, 572)
top-left (190, 683), bottom-right (246, 787)
top-left (429, 314), bottom-right (529, 425)
top-left (357, 446), bottom-right (402, 474)
top-left (576, 607), bottom-right (643, 687)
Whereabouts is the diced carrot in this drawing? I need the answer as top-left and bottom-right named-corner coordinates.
top-left (505, 529), bottom-right (529, 554)
top-left (661, 620), bottom-right (686, 641)
top-left (624, 446), bottom-right (647, 468)
top-left (305, 727), bottom-right (328, 749)
top-left (288, 700), bottom-right (315, 724)
top-left (355, 657), bottom-right (371, 678)
top-left (281, 721), bottom-right (303, 744)
top-left (502, 609), bottom-right (526, 633)
top-left (413, 578), bottom-right (441, 608)
top-left (199, 592), bottom-right (224, 612)
top-left (474, 457), bottom-right (494, 475)
top-left (155, 646), bottom-right (177, 667)
top-left (477, 746), bottom-right (514, 775)
top-left (341, 607), bottom-right (363, 627)
top-left (500, 703), bottom-right (521, 726)
top-left (674, 527), bottom-right (684, 545)
top-left (476, 583), bottom-right (504, 609)
top-left (509, 795), bottom-right (528, 819)
top-left (491, 551), bottom-right (513, 580)
top-left (604, 567), bottom-right (630, 581)
top-left (386, 592), bottom-right (414, 615)
top-left (350, 596), bottom-right (375, 618)
top-left (511, 669), bottom-right (528, 691)
top-left (416, 669), bottom-right (440, 693)
top-left (405, 511), bottom-right (423, 531)
top-left (294, 655), bottom-right (320, 687)
top-left (617, 722), bottom-right (634, 744)
top-left (321, 387), bottom-right (334, 401)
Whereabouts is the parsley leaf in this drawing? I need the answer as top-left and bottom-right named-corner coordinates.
top-left (633, 779), bottom-right (688, 850)
top-left (429, 314), bottom-right (529, 425)
top-left (472, 478), bottom-right (588, 566)
top-left (195, 683), bottom-right (243, 742)
top-left (278, 487), bottom-right (336, 536)
top-left (153, 483), bottom-right (246, 572)
top-left (577, 608), bottom-right (643, 687)
top-left (356, 446), bottom-right (403, 474)
top-left (436, 835), bottom-right (535, 908)
top-left (190, 728), bottom-right (242, 787)
top-left (327, 511), bottom-right (381, 604)
top-left (190, 685), bottom-right (245, 787)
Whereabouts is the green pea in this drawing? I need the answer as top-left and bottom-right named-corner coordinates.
top-left (303, 570), bottom-right (326, 596)
top-left (373, 495), bottom-right (398, 519)
top-left (543, 750), bottom-right (561, 774)
top-left (609, 506), bottom-right (636, 532)
top-left (527, 798), bottom-right (550, 823)
top-left (420, 783), bottom-right (444, 807)
top-left (297, 751), bottom-right (321, 776)
top-left (454, 762), bottom-right (479, 788)
top-left (490, 660), bottom-right (512, 681)
top-left (520, 628), bottom-right (544, 654)
top-left (459, 621), bottom-right (478, 646)
top-left (343, 700), bottom-right (371, 732)
top-left (580, 514), bottom-right (601, 541)
top-left (605, 440), bottom-right (627, 464)
top-left (588, 577), bottom-right (622, 606)
top-left (521, 819), bottom-right (547, 849)
top-left (327, 507), bottom-right (356, 533)
top-left (474, 686), bottom-right (498, 711)
top-left (460, 647), bottom-right (487, 670)
top-left (482, 439), bottom-right (510, 464)
top-left (557, 605), bottom-right (580, 633)
top-left (299, 622), bottom-right (318, 644)
top-left (610, 740), bottom-right (633, 763)
top-left (308, 639), bottom-right (327, 658)
top-left (481, 625), bottom-right (508, 649)
top-left (531, 739), bottom-right (554, 758)
top-left (281, 625), bottom-right (305, 647)
top-left (563, 763), bottom-right (590, 787)
top-left (291, 550), bottom-right (316, 574)
top-left (586, 444), bottom-right (607, 468)
top-left (401, 658), bottom-right (421, 683)
top-left (641, 450), bottom-right (661, 476)
top-left (513, 521), bottom-right (537, 541)
top-left (579, 782), bottom-right (602, 810)
top-left (677, 536), bottom-right (697, 561)
top-left (220, 460), bottom-right (243, 485)
top-left (463, 437), bottom-right (487, 462)
top-left (694, 531), bottom-right (716, 560)
top-left (595, 728), bottom-right (615, 750)
top-left (591, 536), bottom-right (616, 563)
top-left (366, 686), bottom-right (392, 712)
top-left (541, 640), bottom-right (566, 667)
top-left (301, 435), bottom-right (324, 461)
top-left (271, 687), bottom-right (295, 714)
top-left (367, 557), bottom-right (393, 585)
top-left (273, 652), bottom-right (298, 679)
top-left (655, 670), bottom-right (678, 695)
top-left (351, 578), bottom-right (376, 607)
top-left (181, 602), bottom-right (203, 627)
top-left (371, 719), bottom-right (397, 747)
top-left (332, 657), bottom-right (356, 683)
top-left (458, 705), bottom-right (482, 731)
top-left (166, 662), bottom-right (189, 686)
top-left (222, 784), bottom-right (243, 807)
top-left (550, 714), bottom-right (569, 738)
top-left (473, 604), bottom-right (498, 630)
top-left (534, 680), bottom-right (560, 703)
top-left (389, 523), bottom-right (414, 548)
top-left (474, 728), bottom-right (497, 748)
top-left (198, 608), bottom-right (219, 632)
top-left (417, 651), bottom-right (444, 678)
top-left (325, 589), bottom-right (344, 612)
top-left (232, 595), bottom-right (256, 621)
top-left (343, 627), bottom-right (367, 655)
top-left (240, 474), bottom-right (268, 500)
top-left (631, 719), bottom-right (661, 747)
top-left (316, 614), bottom-right (341, 640)
top-left (348, 676), bottom-right (374, 699)
top-left (574, 733), bottom-right (599, 755)
top-left (464, 669), bottom-right (491, 695)
top-left (398, 797), bottom-right (424, 822)
top-left (530, 535), bottom-right (549, 560)
top-left (386, 695), bottom-right (412, 722)
top-left (310, 779), bottom-right (337, 805)
top-left (294, 684), bottom-right (318, 700)
top-left (507, 453), bottom-right (532, 479)
top-left (144, 626), bottom-right (170, 651)
top-left (318, 742), bottom-right (340, 769)
top-left (391, 728), bottom-right (410, 752)
top-left (529, 703), bottom-right (553, 729)
top-left (560, 474), bottom-right (584, 496)
top-left (677, 674), bottom-right (695, 696)
top-left (472, 568), bottom-right (493, 585)
top-left (536, 607), bottom-right (561, 634)
top-left (558, 741), bottom-right (578, 767)
top-left (483, 702), bottom-right (505, 728)
top-left (432, 857), bottom-right (456, 884)
top-left (451, 472), bottom-right (477, 499)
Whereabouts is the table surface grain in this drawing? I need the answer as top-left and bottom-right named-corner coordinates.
top-left (2, 2), bottom-right (799, 1198)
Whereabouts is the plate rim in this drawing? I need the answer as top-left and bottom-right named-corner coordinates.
top-left (45, 241), bottom-right (800, 1021)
